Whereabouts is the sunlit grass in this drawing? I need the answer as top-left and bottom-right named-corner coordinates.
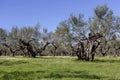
top-left (0, 56), bottom-right (119, 80)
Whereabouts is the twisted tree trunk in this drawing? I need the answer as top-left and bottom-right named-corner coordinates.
top-left (19, 39), bottom-right (36, 58)
top-left (76, 33), bottom-right (102, 61)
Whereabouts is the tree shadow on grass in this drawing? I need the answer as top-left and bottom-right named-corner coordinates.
top-left (1, 70), bottom-right (45, 80)
top-left (0, 60), bottom-right (29, 66)
top-left (1, 70), bottom-right (111, 80)
top-left (74, 58), bottom-right (120, 63)
top-left (94, 59), bottom-right (120, 63)
top-left (44, 70), bottom-right (102, 79)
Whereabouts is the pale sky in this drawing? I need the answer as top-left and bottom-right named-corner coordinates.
top-left (0, 0), bottom-right (120, 32)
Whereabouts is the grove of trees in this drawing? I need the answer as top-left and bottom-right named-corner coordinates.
top-left (0, 5), bottom-right (120, 61)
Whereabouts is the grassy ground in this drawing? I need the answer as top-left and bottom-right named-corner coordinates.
top-left (0, 56), bottom-right (120, 80)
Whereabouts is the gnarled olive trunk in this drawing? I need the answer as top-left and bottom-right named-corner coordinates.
top-left (76, 33), bottom-right (102, 61)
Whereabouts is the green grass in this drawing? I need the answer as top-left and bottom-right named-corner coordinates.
top-left (0, 56), bottom-right (120, 80)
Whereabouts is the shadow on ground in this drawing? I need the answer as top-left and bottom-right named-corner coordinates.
top-left (0, 70), bottom-right (111, 80)
top-left (0, 60), bottom-right (28, 66)
top-left (74, 58), bottom-right (120, 63)
top-left (94, 59), bottom-right (120, 63)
